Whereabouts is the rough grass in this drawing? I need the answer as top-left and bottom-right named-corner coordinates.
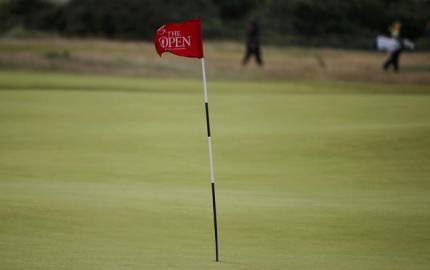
top-left (0, 38), bottom-right (429, 83)
top-left (1, 71), bottom-right (430, 270)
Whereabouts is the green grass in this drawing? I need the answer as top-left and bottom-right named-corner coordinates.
top-left (1, 71), bottom-right (430, 269)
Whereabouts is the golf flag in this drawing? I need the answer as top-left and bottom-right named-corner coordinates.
top-left (154, 19), bottom-right (219, 262)
top-left (154, 18), bottom-right (203, 58)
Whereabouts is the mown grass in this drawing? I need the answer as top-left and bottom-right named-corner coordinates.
top-left (1, 70), bottom-right (429, 95)
top-left (0, 70), bottom-right (430, 270)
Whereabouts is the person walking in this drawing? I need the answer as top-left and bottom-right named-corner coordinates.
top-left (383, 21), bottom-right (403, 72)
top-left (242, 18), bottom-right (263, 67)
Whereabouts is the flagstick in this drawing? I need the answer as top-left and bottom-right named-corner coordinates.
top-left (201, 57), bottom-right (219, 262)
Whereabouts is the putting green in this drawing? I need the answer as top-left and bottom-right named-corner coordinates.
top-left (1, 71), bottom-right (429, 269)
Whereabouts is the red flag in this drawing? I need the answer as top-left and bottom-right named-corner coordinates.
top-left (154, 19), bottom-right (203, 59)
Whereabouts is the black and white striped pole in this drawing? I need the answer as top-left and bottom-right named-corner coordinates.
top-left (200, 58), bottom-right (219, 262)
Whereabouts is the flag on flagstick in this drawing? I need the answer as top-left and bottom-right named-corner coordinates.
top-left (154, 19), bottom-right (203, 58)
top-left (154, 18), bottom-right (219, 262)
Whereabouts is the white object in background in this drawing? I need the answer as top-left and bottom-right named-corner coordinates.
top-left (376, 35), bottom-right (415, 52)
top-left (376, 35), bottom-right (400, 52)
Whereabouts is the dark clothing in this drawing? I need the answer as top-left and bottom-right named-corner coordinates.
top-left (246, 21), bottom-right (260, 47)
top-left (243, 46), bottom-right (263, 66)
top-left (383, 38), bottom-right (403, 72)
top-left (242, 21), bottom-right (263, 66)
top-left (383, 49), bottom-right (402, 72)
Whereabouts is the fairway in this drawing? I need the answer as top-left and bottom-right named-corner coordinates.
top-left (1, 71), bottom-right (430, 270)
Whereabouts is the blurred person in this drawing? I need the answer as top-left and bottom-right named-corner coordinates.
top-left (376, 21), bottom-right (415, 72)
top-left (380, 21), bottom-right (413, 72)
top-left (242, 18), bottom-right (263, 67)
top-left (382, 21), bottom-right (403, 72)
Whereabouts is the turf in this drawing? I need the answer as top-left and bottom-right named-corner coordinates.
top-left (0, 71), bottom-right (430, 269)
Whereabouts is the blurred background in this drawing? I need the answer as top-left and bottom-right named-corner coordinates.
top-left (1, 1), bottom-right (430, 270)
top-left (0, 0), bottom-right (429, 82)
top-left (1, 0), bottom-right (430, 47)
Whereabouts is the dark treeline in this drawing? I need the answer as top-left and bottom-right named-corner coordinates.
top-left (0, 0), bottom-right (429, 48)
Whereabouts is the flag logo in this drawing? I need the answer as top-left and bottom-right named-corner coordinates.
top-left (154, 19), bottom-right (203, 58)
